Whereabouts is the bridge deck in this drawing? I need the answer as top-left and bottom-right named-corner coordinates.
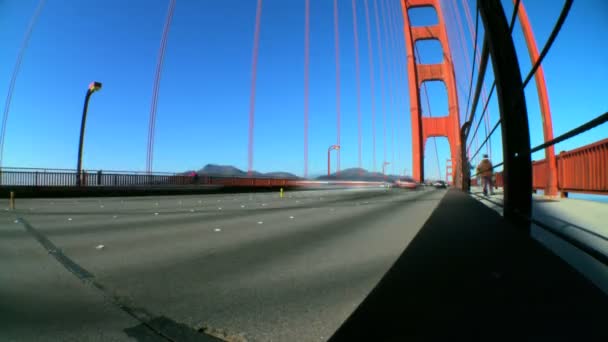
top-left (331, 189), bottom-right (608, 341)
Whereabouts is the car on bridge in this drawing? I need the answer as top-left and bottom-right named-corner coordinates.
top-left (432, 180), bottom-right (447, 189)
top-left (393, 179), bottom-right (419, 190)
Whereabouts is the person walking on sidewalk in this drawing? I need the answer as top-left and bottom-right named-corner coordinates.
top-left (476, 154), bottom-right (494, 196)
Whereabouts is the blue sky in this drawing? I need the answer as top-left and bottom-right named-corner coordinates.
top-left (0, 0), bottom-right (606, 179)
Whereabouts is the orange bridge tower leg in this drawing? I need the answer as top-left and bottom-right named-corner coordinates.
top-left (400, 0), bottom-right (462, 185)
top-left (515, 0), bottom-right (558, 197)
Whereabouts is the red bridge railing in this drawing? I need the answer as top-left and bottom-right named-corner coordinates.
top-left (495, 138), bottom-right (608, 196)
top-left (555, 138), bottom-right (608, 196)
top-left (0, 167), bottom-right (388, 189)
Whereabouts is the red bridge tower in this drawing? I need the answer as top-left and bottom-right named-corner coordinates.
top-left (401, 0), bottom-right (462, 184)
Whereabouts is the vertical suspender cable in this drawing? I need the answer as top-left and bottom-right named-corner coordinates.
top-left (304, 0), bottom-right (310, 178)
top-left (380, 0), bottom-right (396, 175)
top-left (373, 0), bottom-right (387, 168)
top-left (333, 0), bottom-right (342, 173)
top-left (147, 0), bottom-right (176, 173)
top-left (0, 0), bottom-right (47, 168)
top-left (363, 0), bottom-right (377, 172)
top-left (352, 0), bottom-right (363, 173)
top-left (247, 0), bottom-right (263, 176)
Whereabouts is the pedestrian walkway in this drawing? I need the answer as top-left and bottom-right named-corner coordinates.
top-left (330, 189), bottom-right (608, 341)
top-left (470, 186), bottom-right (608, 295)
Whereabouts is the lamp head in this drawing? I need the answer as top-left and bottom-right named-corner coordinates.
top-left (88, 81), bottom-right (102, 92)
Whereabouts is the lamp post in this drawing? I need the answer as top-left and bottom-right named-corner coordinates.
top-left (382, 161), bottom-right (390, 180)
top-left (76, 81), bottom-right (102, 186)
top-left (327, 144), bottom-right (340, 176)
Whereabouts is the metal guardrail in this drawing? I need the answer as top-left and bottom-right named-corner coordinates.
top-left (0, 168), bottom-right (391, 189)
top-left (0, 169), bottom-right (191, 187)
top-left (556, 138), bottom-right (608, 196)
top-left (494, 138), bottom-right (608, 196)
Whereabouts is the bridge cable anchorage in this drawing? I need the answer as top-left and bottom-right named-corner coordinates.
top-left (351, 0), bottom-right (363, 173)
top-left (363, 0), bottom-right (377, 172)
top-left (304, 0), bottom-right (310, 178)
top-left (521, 0), bottom-right (573, 88)
top-left (333, 0), bottom-right (341, 173)
top-left (248, 0), bottom-right (263, 176)
top-left (0, 0), bottom-right (47, 168)
top-left (147, 0), bottom-right (176, 174)
top-left (372, 0), bottom-right (387, 166)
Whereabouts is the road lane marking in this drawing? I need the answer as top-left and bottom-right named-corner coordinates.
top-left (14, 217), bottom-right (196, 341)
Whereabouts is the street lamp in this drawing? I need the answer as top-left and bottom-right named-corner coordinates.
top-left (382, 161), bottom-right (390, 179)
top-left (327, 144), bottom-right (340, 176)
top-left (76, 81), bottom-right (102, 186)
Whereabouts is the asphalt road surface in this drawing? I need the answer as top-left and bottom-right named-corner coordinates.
top-left (1, 187), bottom-right (446, 341)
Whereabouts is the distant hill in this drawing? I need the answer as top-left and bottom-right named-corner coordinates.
top-left (183, 164), bottom-right (300, 179)
top-left (316, 167), bottom-right (408, 182)
top-left (264, 171), bottom-right (300, 179)
top-left (198, 164), bottom-right (249, 176)
top-left (181, 164), bottom-right (414, 181)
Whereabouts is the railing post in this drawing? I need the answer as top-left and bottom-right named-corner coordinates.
top-left (479, 0), bottom-right (532, 230)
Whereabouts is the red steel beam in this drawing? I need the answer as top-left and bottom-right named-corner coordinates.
top-left (401, 0), bottom-right (462, 184)
top-left (497, 138), bottom-right (608, 196)
top-left (515, 0), bottom-right (558, 197)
